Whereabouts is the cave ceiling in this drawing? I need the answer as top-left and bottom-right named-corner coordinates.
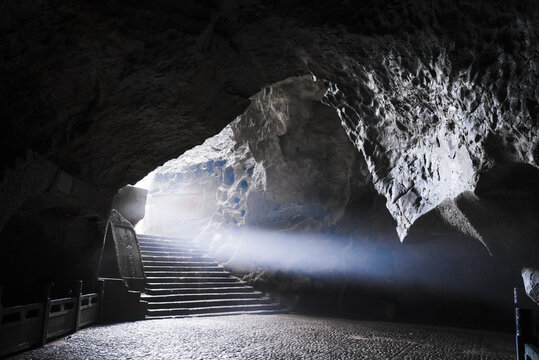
top-left (0, 0), bottom-right (538, 265)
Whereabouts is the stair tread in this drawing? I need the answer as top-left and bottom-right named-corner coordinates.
top-left (146, 277), bottom-right (238, 281)
top-left (141, 251), bottom-right (207, 255)
top-left (146, 281), bottom-right (245, 285)
top-left (146, 303), bottom-right (281, 314)
top-left (140, 247), bottom-right (204, 250)
top-left (146, 286), bottom-right (253, 292)
top-left (145, 271), bottom-right (227, 275)
top-left (140, 243), bottom-right (200, 248)
top-left (141, 292), bottom-right (263, 299)
top-left (140, 249), bottom-right (205, 253)
top-left (143, 261), bottom-right (219, 265)
top-left (146, 283), bottom-right (241, 288)
top-left (137, 234), bottom-right (191, 240)
top-left (142, 255), bottom-right (211, 259)
top-left (139, 243), bottom-right (200, 248)
top-left (145, 309), bottom-right (286, 319)
top-left (146, 297), bottom-right (271, 305)
top-left (144, 265), bottom-right (224, 271)
top-left (145, 273), bottom-right (230, 278)
top-left (140, 244), bottom-right (201, 246)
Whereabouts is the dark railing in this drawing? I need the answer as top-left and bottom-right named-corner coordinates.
top-left (515, 287), bottom-right (539, 360)
top-left (0, 280), bottom-right (104, 358)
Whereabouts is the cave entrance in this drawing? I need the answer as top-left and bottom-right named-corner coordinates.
top-left (131, 75), bottom-right (372, 239)
top-left (140, 191), bottom-right (206, 236)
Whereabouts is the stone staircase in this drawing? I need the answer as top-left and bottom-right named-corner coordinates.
top-left (137, 234), bottom-right (282, 319)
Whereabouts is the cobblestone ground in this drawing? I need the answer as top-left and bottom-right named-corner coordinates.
top-left (10, 314), bottom-right (514, 360)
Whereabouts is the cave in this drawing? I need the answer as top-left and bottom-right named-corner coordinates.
top-left (0, 0), bottom-right (538, 359)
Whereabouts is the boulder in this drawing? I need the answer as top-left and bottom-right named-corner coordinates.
top-left (111, 186), bottom-right (148, 226)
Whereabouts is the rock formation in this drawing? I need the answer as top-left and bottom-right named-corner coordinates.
top-left (139, 75), bottom-right (528, 317)
top-left (111, 186), bottom-right (148, 226)
top-left (522, 268), bottom-right (539, 306)
top-left (140, 76), bottom-right (371, 233)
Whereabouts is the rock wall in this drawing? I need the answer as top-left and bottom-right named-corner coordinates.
top-left (321, 40), bottom-right (538, 241)
top-left (522, 268), bottom-right (539, 306)
top-left (141, 76), bottom-right (371, 234)
top-left (111, 186), bottom-right (148, 226)
top-left (218, 77), bottom-right (370, 231)
top-left (138, 76), bottom-right (529, 322)
top-left (0, 154), bottom-right (112, 304)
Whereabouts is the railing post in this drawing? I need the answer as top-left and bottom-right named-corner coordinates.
top-left (74, 280), bottom-right (82, 332)
top-left (40, 283), bottom-right (51, 346)
top-left (515, 287), bottom-right (537, 360)
top-left (97, 279), bottom-right (105, 322)
top-left (0, 285), bottom-right (3, 324)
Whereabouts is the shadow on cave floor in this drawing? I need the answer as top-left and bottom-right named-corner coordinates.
top-left (8, 314), bottom-right (515, 360)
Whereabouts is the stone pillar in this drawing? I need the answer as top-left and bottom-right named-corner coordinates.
top-left (74, 280), bottom-right (82, 332)
top-left (40, 284), bottom-right (51, 346)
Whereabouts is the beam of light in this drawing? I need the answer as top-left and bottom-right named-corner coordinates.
top-left (189, 225), bottom-right (517, 307)
top-left (203, 227), bottom-right (393, 281)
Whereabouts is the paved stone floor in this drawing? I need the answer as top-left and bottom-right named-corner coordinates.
top-left (10, 314), bottom-right (514, 359)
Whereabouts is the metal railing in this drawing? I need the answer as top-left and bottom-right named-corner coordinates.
top-left (0, 280), bottom-right (104, 357)
top-left (515, 287), bottom-right (539, 360)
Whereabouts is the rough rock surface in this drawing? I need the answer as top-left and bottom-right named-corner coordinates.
top-left (138, 77), bottom-right (526, 322)
top-left (111, 185), bottom-right (148, 226)
top-left (223, 77), bottom-right (368, 230)
top-left (322, 37), bottom-right (538, 242)
top-left (522, 268), bottom-right (539, 306)
top-left (141, 76), bottom-right (370, 234)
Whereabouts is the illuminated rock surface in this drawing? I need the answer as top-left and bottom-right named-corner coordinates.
top-left (10, 315), bottom-right (514, 360)
top-left (141, 76), bottom-right (369, 233)
top-left (522, 268), bottom-right (539, 306)
top-left (111, 185), bottom-right (148, 226)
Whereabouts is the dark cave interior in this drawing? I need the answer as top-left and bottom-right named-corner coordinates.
top-left (0, 0), bottom-right (538, 354)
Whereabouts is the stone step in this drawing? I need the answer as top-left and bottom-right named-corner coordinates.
top-left (137, 234), bottom-right (191, 242)
top-left (144, 271), bottom-right (229, 278)
top-left (138, 239), bottom-right (205, 247)
top-left (141, 292), bottom-right (264, 302)
top-left (146, 303), bottom-right (281, 317)
top-left (137, 233), bottom-right (281, 319)
top-left (146, 297), bottom-right (273, 309)
top-left (143, 265), bottom-right (224, 272)
top-left (145, 309), bottom-right (285, 320)
top-left (145, 286), bottom-right (255, 295)
top-left (140, 249), bottom-right (208, 256)
top-left (138, 239), bottom-right (202, 245)
top-left (139, 240), bottom-right (200, 248)
top-left (139, 244), bottom-right (204, 252)
top-left (142, 255), bottom-right (212, 262)
top-left (145, 276), bottom-right (238, 283)
top-left (138, 235), bottom-right (193, 241)
top-left (146, 281), bottom-right (245, 289)
top-left (138, 240), bottom-right (199, 247)
top-left (142, 261), bottom-right (220, 267)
